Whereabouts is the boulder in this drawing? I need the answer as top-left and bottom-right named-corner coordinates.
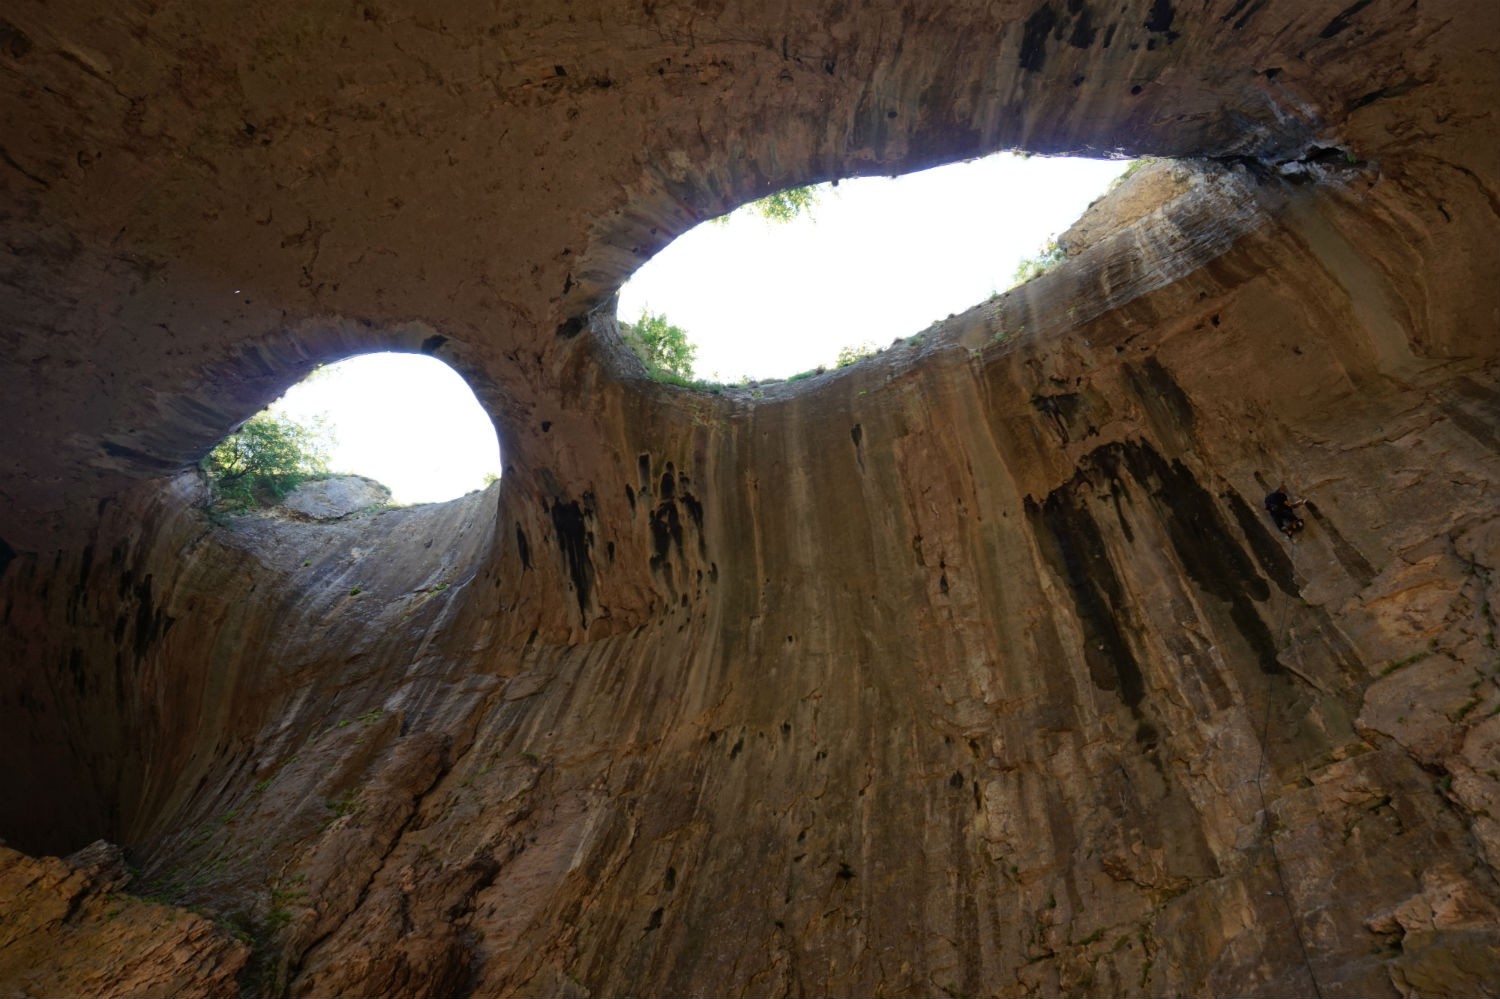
top-left (280, 475), bottom-right (392, 520)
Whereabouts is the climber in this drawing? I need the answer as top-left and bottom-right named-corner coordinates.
top-left (1265, 484), bottom-right (1307, 537)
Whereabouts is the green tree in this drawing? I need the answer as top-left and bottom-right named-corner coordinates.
top-left (1012, 239), bottom-right (1065, 286)
top-left (202, 412), bottom-right (332, 509)
top-left (837, 341), bottom-right (877, 367)
top-left (714, 184), bottom-right (822, 226)
top-left (751, 185), bottom-right (819, 223)
top-left (623, 310), bottom-right (697, 380)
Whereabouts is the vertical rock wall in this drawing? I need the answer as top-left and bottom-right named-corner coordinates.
top-left (1, 1), bottom-right (1496, 996)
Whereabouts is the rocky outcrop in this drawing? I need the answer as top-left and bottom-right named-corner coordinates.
top-left (0, 1), bottom-right (1496, 997)
top-left (280, 475), bottom-right (393, 521)
top-left (0, 840), bottom-right (249, 997)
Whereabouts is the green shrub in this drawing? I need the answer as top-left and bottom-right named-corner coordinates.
top-left (1012, 239), bottom-right (1066, 286)
top-left (202, 413), bottom-right (331, 509)
top-left (714, 184), bottom-right (822, 225)
top-left (837, 342), bottom-right (877, 367)
top-left (621, 310), bottom-right (698, 381)
top-left (750, 185), bottom-right (819, 223)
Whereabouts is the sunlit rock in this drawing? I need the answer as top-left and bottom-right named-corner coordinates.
top-left (0, 1), bottom-right (1495, 996)
top-left (281, 475), bottom-right (393, 521)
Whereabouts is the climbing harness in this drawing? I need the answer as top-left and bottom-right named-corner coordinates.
top-left (1267, 486), bottom-right (1308, 539)
top-left (1253, 542), bottom-right (1326, 999)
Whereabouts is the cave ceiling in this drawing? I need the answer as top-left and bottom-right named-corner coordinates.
top-left (1, 2), bottom-right (1497, 997)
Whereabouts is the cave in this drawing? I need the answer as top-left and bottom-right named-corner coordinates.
top-left (1, 2), bottom-right (1497, 997)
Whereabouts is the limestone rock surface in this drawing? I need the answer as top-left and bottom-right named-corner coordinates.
top-left (280, 475), bottom-right (393, 521)
top-left (0, 0), bottom-right (1497, 997)
top-left (0, 840), bottom-right (249, 997)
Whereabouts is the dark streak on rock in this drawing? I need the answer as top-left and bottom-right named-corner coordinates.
top-left (1350, 78), bottom-right (1422, 110)
top-left (1221, 0), bottom-right (1251, 20)
top-left (1107, 475), bottom-right (1134, 544)
top-left (1019, 5), bottom-right (1058, 73)
top-left (1439, 400), bottom-right (1500, 454)
top-left (420, 335), bottom-right (447, 354)
top-left (1231, 0), bottom-right (1268, 31)
top-left (133, 574), bottom-right (163, 659)
top-left (1068, 4), bottom-right (1097, 48)
top-left (66, 648), bottom-right (85, 695)
top-left (1220, 0), bottom-right (1257, 25)
top-left (1222, 489), bottom-right (1298, 596)
top-left (0, 19), bottom-right (33, 58)
top-left (1302, 501), bottom-right (1376, 587)
top-left (1025, 487), bottom-right (1145, 708)
top-left (549, 498), bottom-right (593, 617)
top-left (100, 440), bottom-right (182, 472)
top-left (650, 503), bottom-right (682, 565)
top-left (515, 523), bottom-right (531, 571)
top-left (1117, 444), bottom-right (1281, 671)
top-left (1319, 0), bottom-right (1377, 39)
top-left (680, 492), bottom-right (703, 532)
top-left (1144, 0), bottom-right (1175, 33)
top-left (1125, 357), bottom-right (1196, 436)
top-left (77, 544), bottom-right (94, 600)
top-left (1032, 393), bottom-right (1084, 444)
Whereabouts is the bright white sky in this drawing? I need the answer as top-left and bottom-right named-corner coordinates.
top-left (273, 152), bottom-right (1130, 504)
top-left (271, 353), bottom-right (502, 506)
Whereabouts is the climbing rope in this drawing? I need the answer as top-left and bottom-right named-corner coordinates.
top-left (1252, 540), bottom-right (1326, 999)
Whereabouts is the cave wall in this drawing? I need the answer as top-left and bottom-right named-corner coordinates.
top-left (2, 1), bottom-right (1497, 996)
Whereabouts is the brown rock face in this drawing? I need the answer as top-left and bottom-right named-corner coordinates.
top-left (0, 841), bottom-right (249, 996)
top-left (1, 1), bottom-right (1496, 997)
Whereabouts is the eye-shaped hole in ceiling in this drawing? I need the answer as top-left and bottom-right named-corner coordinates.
top-left (618, 151), bottom-right (1136, 383)
top-left (206, 352), bottom-right (502, 510)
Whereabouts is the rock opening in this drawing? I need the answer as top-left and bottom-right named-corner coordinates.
top-left (252, 351), bottom-right (503, 507)
top-left (616, 153), bottom-right (1134, 382)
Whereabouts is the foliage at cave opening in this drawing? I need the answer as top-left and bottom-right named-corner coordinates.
top-left (622, 310), bottom-right (698, 381)
top-left (837, 341), bottom-right (878, 367)
top-left (202, 412), bottom-right (332, 509)
top-left (749, 184), bottom-right (820, 223)
top-left (1012, 239), bottom-right (1066, 286)
top-left (714, 184), bottom-right (823, 225)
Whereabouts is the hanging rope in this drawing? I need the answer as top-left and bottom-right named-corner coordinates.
top-left (1253, 541), bottom-right (1326, 998)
